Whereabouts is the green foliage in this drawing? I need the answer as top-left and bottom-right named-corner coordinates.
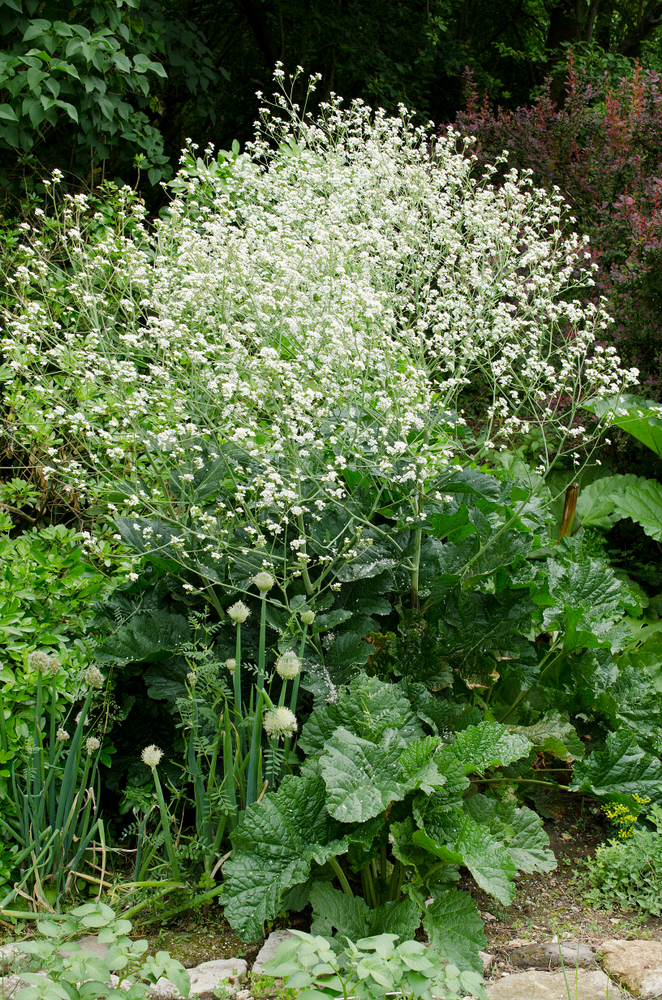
top-left (261, 928), bottom-right (486, 1000)
top-left (223, 671), bottom-right (553, 967)
top-left (586, 806), bottom-right (662, 916)
top-left (13, 901), bottom-right (190, 1000)
top-left (0, 0), bottom-right (219, 195)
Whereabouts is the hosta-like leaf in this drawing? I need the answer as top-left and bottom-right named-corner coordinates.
top-left (320, 728), bottom-right (445, 823)
top-left (569, 730), bottom-right (662, 805)
top-left (299, 673), bottom-right (422, 755)
top-left (423, 889), bottom-right (486, 973)
top-left (450, 721), bottom-right (532, 774)
top-left (224, 774), bottom-right (352, 940)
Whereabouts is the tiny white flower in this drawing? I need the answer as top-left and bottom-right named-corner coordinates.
top-left (276, 651), bottom-right (301, 679)
top-left (263, 707), bottom-right (298, 739)
top-left (141, 744), bottom-right (163, 768)
top-left (227, 601), bottom-right (251, 624)
top-left (253, 571), bottom-right (275, 592)
top-left (186, 671), bottom-right (197, 685)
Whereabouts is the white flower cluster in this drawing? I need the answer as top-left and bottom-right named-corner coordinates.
top-left (0, 82), bottom-right (638, 580)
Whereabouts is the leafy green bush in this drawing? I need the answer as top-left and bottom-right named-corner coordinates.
top-left (262, 928), bottom-right (486, 1000)
top-left (0, 0), bottom-right (219, 195)
top-left (586, 806), bottom-right (662, 916)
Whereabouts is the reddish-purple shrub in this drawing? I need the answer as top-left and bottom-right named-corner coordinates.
top-left (450, 61), bottom-right (662, 394)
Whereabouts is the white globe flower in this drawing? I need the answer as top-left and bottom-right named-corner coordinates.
top-left (263, 707), bottom-right (298, 739)
top-left (225, 658), bottom-right (237, 674)
top-left (275, 652), bottom-right (301, 679)
top-left (56, 728), bottom-right (70, 743)
top-left (85, 736), bottom-right (100, 754)
top-left (226, 601), bottom-right (251, 625)
top-left (84, 665), bottom-right (104, 690)
top-left (300, 610), bottom-right (315, 625)
top-left (141, 744), bottom-right (163, 769)
top-left (253, 571), bottom-right (275, 592)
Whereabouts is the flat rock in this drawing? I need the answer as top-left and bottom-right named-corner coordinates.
top-left (61, 935), bottom-right (109, 960)
top-left (599, 938), bottom-right (662, 998)
top-left (0, 944), bottom-right (23, 970)
top-left (509, 941), bottom-right (596, 969)
top-left (486, 969), bottom-right (627, 999)
top-left (148, 958), bottom-right (247, 999)
top-left (252, 931), bottom-right (297, 977)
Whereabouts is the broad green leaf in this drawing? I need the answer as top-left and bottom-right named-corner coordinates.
top-left (224, 774), bottom-right (354, 941)
top-left (323, 631), bottom-right (372, 670)
top-left (423, 889), bottom-right (486, 973)
top-left (611, 476), bottom-right (662, 541)
top-left (450, 721), bottom-right (532, 773)
top-left (0, 103), bottom-right (18, 121)
top-left (583, 394), bottom-right (662, 459)
top-left (412, 811), bottom-right (517, 904)
top-left (463, 795), bottom-right (556, 874)
top-left (299, 673), bottom-right (422, 755)
top-left (569, 730), bottom-right (662, 805)
top-left (320, 729), bottom-right (444, 823)
top-left (575, 474), bottom-right (638, 529)
top-left (309, 883), bottom-right (419, 941)
top-left (511, 713), bottom-right (584, 761)
top-left (96, 609), bottom-right (190, 664)
top-left (432, 588), bottom-right (534, 674)
top-left (542, 557), bottom-right (629, 652)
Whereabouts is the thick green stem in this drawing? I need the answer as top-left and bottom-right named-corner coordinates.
top-left (233, 624), bottom-right (245, 756)
top-left (329, 856), bottom-right (353, 896)
top-left (152, 767), bottom-right (180, 880)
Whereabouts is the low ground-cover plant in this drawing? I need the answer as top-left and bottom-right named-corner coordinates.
top-left (13, 901), bottom-right (190, 1000)
top-left (586, 805), bottom-right (662, 916)
top-left (262, 928), bottom-right (486, 1000)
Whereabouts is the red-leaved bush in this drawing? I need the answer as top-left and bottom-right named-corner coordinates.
top-left (451, 60), bottom-right (662, 395)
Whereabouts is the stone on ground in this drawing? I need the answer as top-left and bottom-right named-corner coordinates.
top-left (599, 939), bottom-right (662, 998)
top-left (508, 940), bottom-right (596, 969)
top-left (486, 969), bottom-right (627, 999)
top-left (61, 934), bottom-right (110, 960)
top-left (148, 957), bottom-right (247, 999)
top-left (251, 931), bottom-right (297, 978)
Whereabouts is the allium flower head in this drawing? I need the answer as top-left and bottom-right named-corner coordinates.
top-left (225, 657), bottom-right (236, 674)
top-left (300, 610), bottom-right (315, 625)
top-left (253, 571), bottom-right (275, 592)
top-left (85, 736), bottom-right (100, 754)
top-left (275, 651), bottom-right (301, 679)
top-left (141, 744), bottom-right (163, 768)
top-left (84, 665), bottom-right (104, 690)
top-left (186, 671), bottom-right (197, 686)
top-left (56, 728), bottom-right (70, 743)
top-left (29, 650), bottom-right (59, 674)
top-left (263, 707), bottom-right (298, 739)
top-left (226, 601), bottom-right (250, 625)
